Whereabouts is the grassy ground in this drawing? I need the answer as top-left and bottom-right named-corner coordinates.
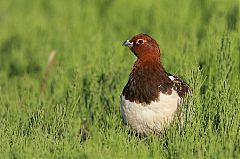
top-left (0, 0), bottom-right (239, 158)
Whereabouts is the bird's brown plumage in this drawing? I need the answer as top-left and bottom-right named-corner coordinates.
top-left (122, 34), bottom-right (190, 105)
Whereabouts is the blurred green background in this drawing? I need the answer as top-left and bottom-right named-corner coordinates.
top-left (0, 0), bottom-right (239, 158)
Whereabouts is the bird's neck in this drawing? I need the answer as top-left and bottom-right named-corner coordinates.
top-left (122, 58), bottom-right (173, 105)
top-left (132, 58), bottom-right (170, 86)
top-left (134, 56), bottom-right (160, 67)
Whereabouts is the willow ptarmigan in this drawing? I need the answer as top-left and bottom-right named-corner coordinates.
top-left (121, 34), bottom-right (190, 135)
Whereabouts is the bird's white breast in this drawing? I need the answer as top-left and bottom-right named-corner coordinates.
top-left (120, 89), bottom-right (181, 135)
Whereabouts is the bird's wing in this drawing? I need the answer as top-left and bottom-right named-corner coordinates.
top-left (167, 74), bottom-right (191, 98)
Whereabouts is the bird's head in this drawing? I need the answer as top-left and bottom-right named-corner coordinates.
top-left (123, 34), bottom-right (160, 60)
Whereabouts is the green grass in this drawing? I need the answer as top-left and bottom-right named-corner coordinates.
top-left (0, 0), bottom-right (239, 158)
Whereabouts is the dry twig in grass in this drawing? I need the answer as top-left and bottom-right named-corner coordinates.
top-left (40, 50), bottom-right (57, 94)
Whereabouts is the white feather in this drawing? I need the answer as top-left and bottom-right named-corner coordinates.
top-left (120, 89), bottom-right (181, 135)
top-left (168, 75), bottom-right (175, 81)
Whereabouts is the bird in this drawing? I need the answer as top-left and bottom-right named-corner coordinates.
top-left (121, 33), bottom-right (190, 135)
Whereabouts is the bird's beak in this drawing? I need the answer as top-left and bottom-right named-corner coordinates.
top-left (122, 40), bottom-right (133, 47)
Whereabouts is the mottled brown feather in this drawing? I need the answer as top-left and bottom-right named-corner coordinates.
top-left (167, 73), bottom-right (191, 98)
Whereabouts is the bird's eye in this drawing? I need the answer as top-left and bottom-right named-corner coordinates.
top-left (137, 39), bottom-right (144, 44)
